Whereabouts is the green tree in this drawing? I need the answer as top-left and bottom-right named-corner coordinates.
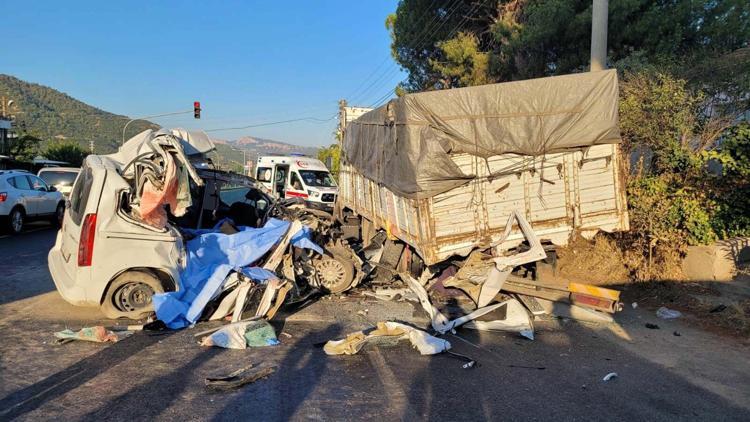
top-left (318, 144), bottom-right (341, 179)
top-left (388, 0), bottom-right (750, 104)
top-left (8, 133), bottom-right (43, 162)
top-left (43, 140), bottom-right (88, 167)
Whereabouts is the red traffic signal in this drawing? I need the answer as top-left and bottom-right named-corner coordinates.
top-left (194, 101), bottom-right (201, 119)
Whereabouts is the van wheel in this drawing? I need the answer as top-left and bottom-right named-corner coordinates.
top-left (6, 207), bottom-right (24, 234)
top-left (101, 270), bottom-right (165, 320)
top-left (51, 202), bottom-right (65, 227)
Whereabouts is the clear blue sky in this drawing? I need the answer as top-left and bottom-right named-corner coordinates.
top-left (2, 0), bottom-right (404, 146)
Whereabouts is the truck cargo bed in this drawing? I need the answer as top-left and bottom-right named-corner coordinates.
top-left (339, 143), bottom-right (629, 265)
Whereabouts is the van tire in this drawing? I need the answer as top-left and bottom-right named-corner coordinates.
top-left (5, 207), bottom-right (25, 235)
top-left (50, 202), bottom-right (65, 227)
top-left (101, 270), bottom-right (165, 320)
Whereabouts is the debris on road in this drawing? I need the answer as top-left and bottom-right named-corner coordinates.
top-left (205, 362), bottom-right (277, 391)
top-left (200, 319), bottom-right (279, 349)
top-left (324, 321), bottom-right (451, 356)
top-left (656, 307), bottom-right (682, 319)
top-left (54, 326), bottom-right (131, 344)
top-left (602, 372), bottom-right (618, 382)
top-left (645, 323), bottom-right (660, 329)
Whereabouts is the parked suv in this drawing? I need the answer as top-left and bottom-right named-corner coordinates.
top-left (0, 169), bottom-right (65, 234)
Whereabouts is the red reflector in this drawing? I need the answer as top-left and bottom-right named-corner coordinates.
top-left (0, 192), bottom-right (6, 202)
top-left (78, 213), bottom-right (97, 267)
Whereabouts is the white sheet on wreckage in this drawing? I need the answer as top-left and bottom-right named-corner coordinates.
top-left (106, 128), bottom-right (216, 171)
top-left (404, 275), bottom-right (534, 340)
top-left (152, 218), bottom-right (323, 329)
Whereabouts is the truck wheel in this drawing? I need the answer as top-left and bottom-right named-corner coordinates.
top-left (314, 254), bottom-right (355, 294)
top-left (6, 207), bottom-right (24, 234)
top-left (101, 270), bottom-right (165, 320)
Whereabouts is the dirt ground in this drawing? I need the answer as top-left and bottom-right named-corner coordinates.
top-left (556, 234), bottom-right (750, 340)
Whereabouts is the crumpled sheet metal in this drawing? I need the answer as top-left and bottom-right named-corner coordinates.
top-left (343, 70), bottom-right (620, 199)
top-left (404, 274), bottom-right (534, 340)
top-left (153, 218), bottom-right (323, 329)
top-left (324, 321), bottom-right (451, 356)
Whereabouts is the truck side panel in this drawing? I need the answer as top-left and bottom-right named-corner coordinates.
top-left (339, 144), bottom-right (629, 266)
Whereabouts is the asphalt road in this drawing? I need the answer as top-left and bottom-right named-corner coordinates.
top-left (1, 227), bottom-right (749, 421)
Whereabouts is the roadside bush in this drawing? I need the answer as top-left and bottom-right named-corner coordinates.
top-left (617, 70), bottom-right (749, 281)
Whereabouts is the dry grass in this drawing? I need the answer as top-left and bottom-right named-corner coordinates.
top-left (556, 233), bottom-right (630, 285)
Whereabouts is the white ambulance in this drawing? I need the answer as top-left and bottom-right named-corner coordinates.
top-left (255, 154), bottom-right (337, 212)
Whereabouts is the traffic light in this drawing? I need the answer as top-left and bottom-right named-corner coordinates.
top-left (194, 101), bottom-right (201, 119)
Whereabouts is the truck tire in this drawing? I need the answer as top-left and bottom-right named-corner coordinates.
top-left (314, 249), bottom-right (356, 294)
top-left (101, 270), bottom-right (165, 320)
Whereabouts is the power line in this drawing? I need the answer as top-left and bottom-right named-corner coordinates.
top-left (366, 0), bottom-right (485, 107)
top-left (349, 0), bottom-right (464, 106)
top-left (358, 0), bottom-right (470, 106)
top-left (204, 114), bottom-right (337, 133)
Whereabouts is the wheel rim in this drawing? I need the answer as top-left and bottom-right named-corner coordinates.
top-left (114, 282), bottom-right (155, 312)
top-left (11, 211), bottom-right (23, 233)
top-left (315, 258), bottom-right (347, 289)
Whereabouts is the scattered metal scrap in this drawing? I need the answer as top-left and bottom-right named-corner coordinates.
top-left (205, 362), bottom-right (277, 391)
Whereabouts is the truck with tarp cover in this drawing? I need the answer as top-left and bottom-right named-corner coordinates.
top-left (336, 70), bottom-right (629, 267)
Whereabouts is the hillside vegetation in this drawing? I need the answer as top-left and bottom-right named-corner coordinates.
top-left (0, 74), bottom-right (156, 154)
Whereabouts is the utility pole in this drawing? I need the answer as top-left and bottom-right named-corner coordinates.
top-left (590, 0), bottom-right (609, 71)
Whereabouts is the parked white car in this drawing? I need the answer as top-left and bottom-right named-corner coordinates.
top-left (0, 169), bottom-right (65, 234)
top-left (38, 167), bottom-right (80, 198)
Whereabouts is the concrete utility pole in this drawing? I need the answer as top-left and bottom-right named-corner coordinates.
top-left (590, 0), bottom-right (609, 71)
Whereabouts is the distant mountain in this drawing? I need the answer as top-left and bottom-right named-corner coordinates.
top-left (0, 74), bottom-right (157, 154)
top-left (0, 74), bottom-right (324, 166)
top-left (230, 136), bottom-right (320, 160)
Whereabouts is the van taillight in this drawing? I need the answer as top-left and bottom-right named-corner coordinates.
top-left (78, 213), bottom-right (97, 267)
top-left (0, 192), bottom-right (6, 202)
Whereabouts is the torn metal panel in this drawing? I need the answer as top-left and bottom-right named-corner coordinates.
top-left (403, 274), bottom-right (535, 339)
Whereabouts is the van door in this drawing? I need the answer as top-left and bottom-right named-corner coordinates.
top-left (273, 165), bottom-right (289, 198)
top-left (286, 171), bottom-right (308, 200)
top-left (255, 166), bottom-right (274, 196)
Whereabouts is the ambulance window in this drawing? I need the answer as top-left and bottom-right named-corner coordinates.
top-left (257, 167), bottom-right (272, 182)
top-left (290, 172), bottom-right (303, 190)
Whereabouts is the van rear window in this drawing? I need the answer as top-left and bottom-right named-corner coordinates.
top-left (69, 167), bottom-right (94, 225)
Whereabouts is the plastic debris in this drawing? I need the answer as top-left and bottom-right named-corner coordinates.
top-left (631, 302), bottom-right (638, 309)
top-left (656, 307), bottom-right (682, 319)
top-left (323, 321), bottom-right (451, 356)
top-left (645, 323), bottom-right (660, 329)
top-left (602, 372), bottom-right (618, 382)
top-left (200, 319), bottom-right (279, 349)
top-left (54, 326), bottom-right (131, 344)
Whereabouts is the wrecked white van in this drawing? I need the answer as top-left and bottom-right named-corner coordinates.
top-left (49, 129), bottom-right (360, 319)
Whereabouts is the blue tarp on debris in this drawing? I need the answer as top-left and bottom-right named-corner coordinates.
top-left (153, 218), bottom-right (322, 329)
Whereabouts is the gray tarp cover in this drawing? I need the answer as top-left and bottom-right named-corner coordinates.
top-left (343, 70), bottom-right (621, 199)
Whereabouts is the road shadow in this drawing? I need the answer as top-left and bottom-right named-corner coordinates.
top-left (0, 331), bottom-right (171, 419)
top-left (400, 320), bottom-right (750, 421)
top-left (209, 321), bottom-right (343, 421)
top-left (0, 228), bottom-right (57, 305)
